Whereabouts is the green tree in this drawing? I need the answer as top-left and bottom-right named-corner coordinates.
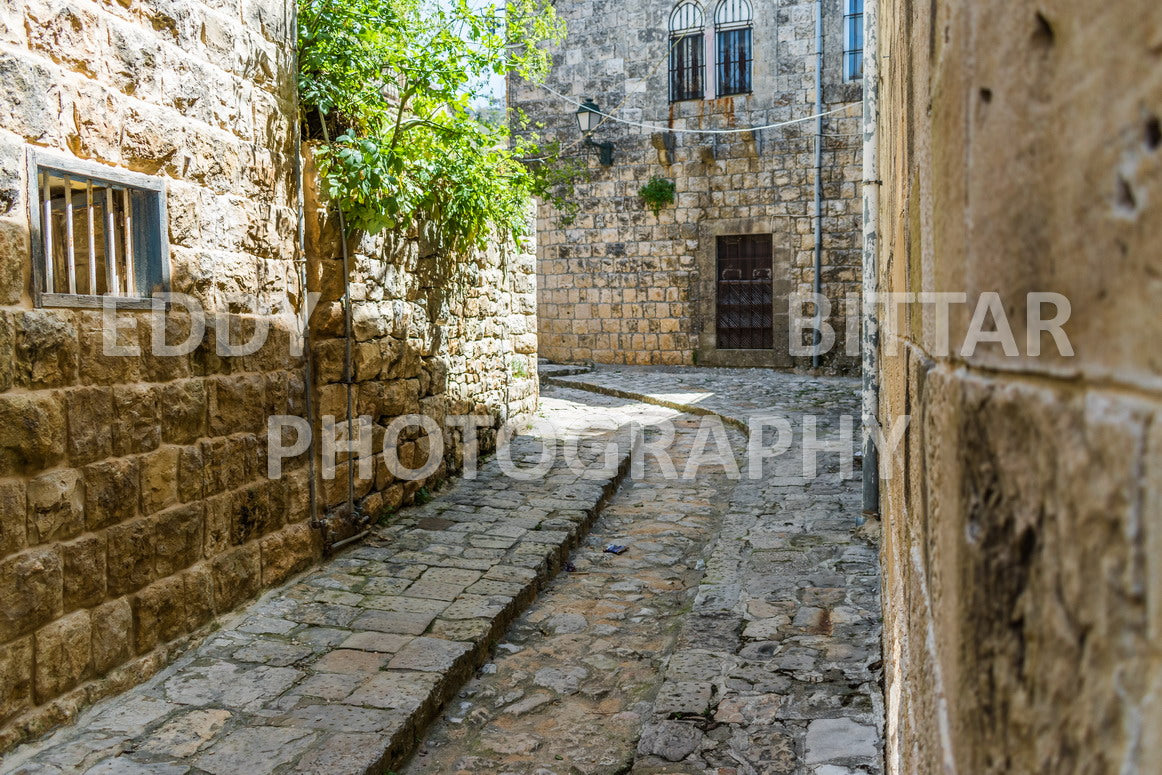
top-left (298, 0), bottom-right (568, 250)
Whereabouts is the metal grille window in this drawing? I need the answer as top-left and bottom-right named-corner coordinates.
top-left (844, 0), bottom-right (865, 81)
top-left (669, 2), bottom-right (705, 102)
top-left (27, 150), bottom-right (168, 308)
top-left (714, 0), bottom-right (752, 96)
top-left (716, 234), bottom-right (773, 350)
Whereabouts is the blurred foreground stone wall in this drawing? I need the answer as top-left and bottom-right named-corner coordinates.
top-left (876, 0), bottom-right (1162, 771)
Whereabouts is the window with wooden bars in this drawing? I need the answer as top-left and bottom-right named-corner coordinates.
top-left (714, 0), bottom-right (752, 96)
top-left (716, 234), bottom-right (773, 350)
top-left (669, 2), bottom-right (705, 102)
top-left (27, 150), bottom-right (168, 309)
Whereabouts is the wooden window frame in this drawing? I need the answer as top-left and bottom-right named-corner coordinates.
top-left (26, 148), bottom-right (169, 310)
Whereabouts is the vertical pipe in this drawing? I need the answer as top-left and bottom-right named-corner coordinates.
top-left (65, 182), bottom-right (77, 294)
top-left (42, 175), bottom-right (54, 293)
top-left (860, 0), bottom-right (880, 518)
top-left (106, 187), bottom-right (119, 295)
top-left (316, 109), bottom-right (356, 524)
top-left (291, 0), bottom-right (321, 533)
top-left (86, 182), bottom-right (97, 294)
top-left (122, 189), bottom-right (135, 295)
top-left (812, 0), bottom-right (824, 369)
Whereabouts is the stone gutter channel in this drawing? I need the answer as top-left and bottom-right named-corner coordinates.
top-left (2, 413), bottom-right (641, 775)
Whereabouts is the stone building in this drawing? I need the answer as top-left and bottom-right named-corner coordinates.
top-left (0, 0), bottom-right (536, 751)
top-left (511, 0), bottom-right (865, 371)
top-left (872, 0), bottom-right (1162, 771)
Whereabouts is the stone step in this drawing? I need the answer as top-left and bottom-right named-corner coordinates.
top-left (1, 396), bottom-right (641, 775)
top-left (536, 361), bottom-right (594, 381)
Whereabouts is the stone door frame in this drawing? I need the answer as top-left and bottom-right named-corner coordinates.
top-left (693, 215), bottom-right (793, 368)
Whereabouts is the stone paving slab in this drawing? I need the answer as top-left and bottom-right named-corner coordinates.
top-left (0, 388), bottom-right (676, 775)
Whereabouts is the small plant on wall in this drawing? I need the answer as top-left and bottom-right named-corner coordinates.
top-left (638, 176), bottom-right (676, 216)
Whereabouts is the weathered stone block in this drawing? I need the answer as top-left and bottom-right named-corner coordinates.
top-left (76, 311), bottom-right (141, 386)
top-left (112, 385), bottom-right (162, 456)
top-left (155, 503), bottom-right (204, 576)
top-left (26, 468), bottom-right (83, 544)
top-left (61, 533), bottom-right (106, 611)
top-left (82, 457), bottom-right (139, 531)
top-left (141, 312), bottom-right (194, 383)
top-left (259, 523), bottom-right (321, 587)
top-left (203, 491), bottom-right (232, 559)
top-left (33, 609), bottom-right (90, 702)
top-left (230, 483), bottom-right (274, 545)
top-left (184, 563), bottom-right (216, 631)
top-left (0, 220), bottom-right (27, 308)
top-left (140, 445), bottom-right (180, 515)
top-left (15, 309), bottom-right (78, 390)
top-left (0, 636), bottom-right (32, 725)
top-left (200, 436), bottom-right (253, 496)
top-left (0, 479), bottom-right (27, 558)
top-left (0, 51), bottom-right (62, 143)
top-left (0, 312), bottom-right (13, 399)
top-left (0, 391), bottom-right (66, 475)
top-left (208, 375), bottom-right (266, 436)
top-left (64, 386), bottom-right (115, 465)
top-left (106, 515), bottom-right (157, 596)
top-left (132, 575), bottom-right (187, 654)
top-left (89, 598), bottom-right (132, 676)
top-left (158, 379), bottom-right (208, 445)
top-left (211, 543), bottom-right (261, 612)
top-left (0, 547), bottom-right (62, 642)
top-left (177, 443), bottom-right (204, 503)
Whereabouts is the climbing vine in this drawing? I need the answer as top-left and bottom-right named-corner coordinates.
top-left (297, 0), bottom-right (568, 251)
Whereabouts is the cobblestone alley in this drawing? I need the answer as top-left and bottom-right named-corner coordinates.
top-left (3, 369), bottom-right (881, 775)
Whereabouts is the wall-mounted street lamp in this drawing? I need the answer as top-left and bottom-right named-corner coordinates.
top-left (575, 98), bottom-right (614, 166)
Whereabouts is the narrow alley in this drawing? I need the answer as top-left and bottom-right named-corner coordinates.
top-left (2, 369), bottom-right (880, 775)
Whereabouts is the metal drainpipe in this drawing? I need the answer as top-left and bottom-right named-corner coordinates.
top-left (291, 2), bottom-right (320, 532)
top-left (812, 0), bottom-right (824, 370)
top-left (861, 0), bottom-right (881, 519)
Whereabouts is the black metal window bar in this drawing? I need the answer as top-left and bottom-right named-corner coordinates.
top-left (670, 32), bottom-right (705, 102)
top-left (844, 0), bottom-right (865, 80)
top-left (669, 1), bottom-right (705, 102)
top-left (716, 27), bottom-right (752, 96)
top-left (714, 0), bottom-right (752, 96)
top-left (28, 150), bottom-right (168, 308)
top-left (716, 234), bottom-right (773, 350)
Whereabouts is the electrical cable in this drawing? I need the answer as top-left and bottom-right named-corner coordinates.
top-left (533, 81), bottom-right (859, 135)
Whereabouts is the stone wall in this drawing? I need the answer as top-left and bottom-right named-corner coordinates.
top-left (875, 0), bottom-right (1162, 772)
top-left (303, 161), bottom-right (539, 524)
top-left (0, 0), bottom-right (537, 753)
top-left (511, 0), bottom-right (863, 372)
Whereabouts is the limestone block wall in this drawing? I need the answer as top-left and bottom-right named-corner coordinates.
top-left (876, 0), bottom-right (1162, 771)
top-left (303, 169), bottom-right (539, 520)
top-left (0, 0), bottom-right (538, 753)
top-left (511, 0), bottom-right (863, 372)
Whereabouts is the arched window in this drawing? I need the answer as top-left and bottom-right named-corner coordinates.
top-left (714, 0), bottom-right (752, 96)
top-left (669, 2), bottom-right (705, 102)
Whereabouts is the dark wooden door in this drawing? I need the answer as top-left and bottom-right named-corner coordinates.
top-left (716, 234), bottom-right (773, 350)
